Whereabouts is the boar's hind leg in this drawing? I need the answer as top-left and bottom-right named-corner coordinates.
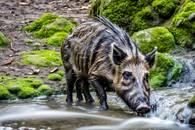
top-left (90, 76), bottom-right (108, 110)
top-left (75, 79), bottom-right (84, 103)
top-left (65, 69), bottom-right (76, 105)
top-left (82, 80), bottom-right (94, 104)
top-left (75, 79), bottom-right (94, 104)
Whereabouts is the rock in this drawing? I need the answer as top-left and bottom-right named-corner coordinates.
top-left (22, 50), bottom-right (62, 67)
top-left (17, 86), bottom-right (38, 99)
top-left (0, 85), bottom-right (14, 100)
top-left (48, 73), bottom-right (63, 81)
top-left (46, 32), bottom-right (68, 46)
top-left (188, 95), bottom-right (195, 108)
top-left (152, 0), bottom-right (180, 18)
top-left (149, 53), bottom-right (183, 88)
top-left (24, 13), bottom-right (77, 46)
top-left (24, 13), bottom-right (59, 32)
top-left (37, 85), bottom-right (54, 96)
top-left (34, 17), bottom-right (75, 38)
top-left (132, 27), bottom-right (175, 53)
top-left (169, 1), bottom-right (195, 48)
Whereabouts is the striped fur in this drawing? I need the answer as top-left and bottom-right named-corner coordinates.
top-left (61, 16), bottom-right (156, 113)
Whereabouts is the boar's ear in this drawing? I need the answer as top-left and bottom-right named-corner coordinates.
top-left (145, 47), bottom-right (157, 68)
top-left (112, 44), bottom-right (127, 65)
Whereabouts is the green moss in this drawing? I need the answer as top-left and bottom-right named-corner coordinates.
top-left (34, 17), bottom-right (75, 38)
top-left (46, 32), bottom-right (68, 46)
top-left (48, 73), bottom-right (63, 81)
top-left (99, 0), bottom-right (153, 34)
top-left (0, 85), bottom-right (13, 100)
top-left (149, 74), bottom-right (167, 88)
top-left (56, 70), bottom-right (65, 77)
top-left (188, 95), bottom-right (195, 108)
top-left (132, 27), bottom-right (175, 53)
top-left (149, 53), bottom-right (183, 88)
top-left (24, 13), bottom-right (58, 32)
top-left (6, 77), bottom-right (43, 94)
top-left (37, 85), bottom-right (54, 96)
top-left (152, 0), bottom-right (180, 18)
top-left (22, 50), bottom-right (62, 67)
top-left (170, 1), bottom-right (195, 48)
top-left (131, 7), bottom-right (159, 33)
top-left (0, 75), bottom-right (56, 99)
top-left (18, 87), bottom-right (38, 99)
top-left (0, 32), bottom-right (9, 46)
top-left (90, 0), bottom-right (112, 16)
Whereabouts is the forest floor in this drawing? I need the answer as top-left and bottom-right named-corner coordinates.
top-left (0, 0), bottom-right (195, 91)
top-left (0, 0), bottom-right (90, 90)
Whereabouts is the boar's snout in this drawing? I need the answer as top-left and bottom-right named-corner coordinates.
top-left (136, 103), bottom-right (150, 114)
top-left (135, 97), bottom-right (150, 114)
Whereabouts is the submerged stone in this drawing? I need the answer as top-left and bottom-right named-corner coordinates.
top-left (22, 50), bottom-right (62, 67)
top-left (188, 95), bottom-right (195, 108)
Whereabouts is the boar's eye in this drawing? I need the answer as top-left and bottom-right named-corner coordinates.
top-left (123, 71), bottom-right (132, 80)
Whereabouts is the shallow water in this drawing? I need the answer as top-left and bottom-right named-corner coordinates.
top-left (0, 89), bottom-right (194, 130)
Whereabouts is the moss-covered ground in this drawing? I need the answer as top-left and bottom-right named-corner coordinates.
top-left (0, 75), bottom-right (55, 100)
top-left (22, 50), bottom-right (62, 67)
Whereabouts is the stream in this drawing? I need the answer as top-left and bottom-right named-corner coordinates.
top-left (0, 57), bottom-right (194, 130)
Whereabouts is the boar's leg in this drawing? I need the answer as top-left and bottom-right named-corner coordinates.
top-left (90, 76), bottom-right (108, 110)
top-left (65, 69), bottom-right (77, 105)
top-left (82, 80), bottom-right (94, 104)
top-left (75, 79), bottom-right (84, 103)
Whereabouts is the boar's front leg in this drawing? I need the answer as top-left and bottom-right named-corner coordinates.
top-left (65, 69), bottom-right (77, 105)
top-left (82, 80), bottom-right (94, 104)
top-left (90, 76), bottom-right (108, 110)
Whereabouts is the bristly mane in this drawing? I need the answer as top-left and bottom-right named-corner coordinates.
top-left (97, 16), bottom-right (140, 58)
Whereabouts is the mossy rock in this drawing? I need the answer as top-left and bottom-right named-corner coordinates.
top-left (46, 32), bottom-right (68, 46)
top-left (56, 70), bottom-right (65, 77)
top-left (24, 13), bottom-right (59, 32)
top-left (0, 75), bottom-right (56, 99)
top-left (149, 53), bottom-right (183, 88)
top-left (90, 0), bottom-right (112, 16)
top-left (169, 1), bottom-right (195, 48)
top-left (48, 73), bottom-right (63, 81)
top-left (17, 87), bottom-right (38, 99)
top-left (152, 0), bottom-right (180, 18)
top-left (131, 7), bottom-right (160, 33)
top-left (0, 85), bottom-right (14, 100)
top-left (6, 77), bottom-right (43, 95)
top-left (34, 17), bottom-right (75, 38)
top-left (22, 50), bottom-right (62, 67)
top-left (91, 0), bottom-right (167, 34)
top-left (132, 27), bottom-right (175, 53)
top-left (188, 95), bottom-right (195, 108)
top-left (0, 32), bottom-right (9, 46)
top-left (37, 85), bottom-right (54, 96)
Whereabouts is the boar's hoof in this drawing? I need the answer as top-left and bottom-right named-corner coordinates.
top-left (100, 102), bottom-right (109, 111)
